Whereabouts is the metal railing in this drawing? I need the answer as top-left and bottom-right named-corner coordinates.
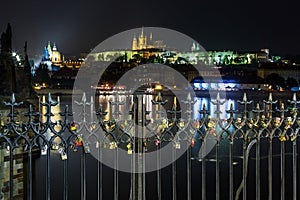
top-left (0, 92), bottom-right (299, 200)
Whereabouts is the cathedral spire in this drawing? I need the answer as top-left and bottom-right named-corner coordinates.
top-left (141, 26), bottom-right (144, 37)
top-left (53, 42), bottom-right (57, 51)
top-left (132, 33), bottom-right (137, 50)
top-left (47, 41), bottom-right (52, 52)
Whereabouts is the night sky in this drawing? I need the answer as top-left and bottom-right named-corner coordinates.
top-left (1, 0), bottom-right (299, 57)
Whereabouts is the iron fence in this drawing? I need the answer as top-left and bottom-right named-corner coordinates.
top-left (0, 92), bottom-right (299, 200)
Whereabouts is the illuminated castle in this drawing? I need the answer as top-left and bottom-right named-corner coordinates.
top-left (132, 27), bottom-right (165, 50)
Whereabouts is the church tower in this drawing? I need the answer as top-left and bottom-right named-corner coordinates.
top-left (51, 42), bottom-right (62, 64)
top-left (47, 41), bottom-right (52, 60)
top-left (138, 27), bottom-right (147, 49)
top-left (132, 34), bottom-right (138, 50)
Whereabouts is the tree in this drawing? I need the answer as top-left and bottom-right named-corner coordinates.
top-left (33, 63), bottom-right (50, 86)
top-left (265, 73), bottom-right (285, 90)
top-left (286, 77), bottom-right (298, 89)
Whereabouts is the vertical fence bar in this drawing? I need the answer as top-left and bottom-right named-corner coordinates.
top-left (216, 141), bottom-right (220, 200)
top-left (268, 139), bottom-right (272, 200)
top-left (46, 147), bottom-right (51, 200)
top-left (201, 146), bottom-right (206, 200)
top-left (172, 145), bottom-right (177, 200)
top-left (243, 141), bottom-right (247, 200)
top-left (9, 147), bottom-right (13, 200)
top-left (27, 148), bottom-right (33, 200)
top-left (292, 140), bottom-right (297, 200)
top-left (281, 141), bottom-right (285, 200)
top-left (187, 146), bottom-right (192, 200)
top-left (132, 93), bottom-right (144, 200)
top-left (98, 143), bottom-right (102, 200)
top-left (157, 147), bottom-right (161, 200)
top-left (131, 144), bottom-right (135, 200)
top-left (143, 138), bottom-right (146, 200)
top-left (256, 138), bottom-right (260, 200)
top-left (114, 148), bottom-right (119, 200)
top-left (63, 153), bottom-right (69, 200)
top-left (229, 141), bottom-right (234, 200)
top-left (81, 148), bottom-right (86, 200)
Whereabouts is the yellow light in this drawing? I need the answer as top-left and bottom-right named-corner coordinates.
top-left (155, 84), bottom-right (163, 91)
top-left (33, 85), bottom-right (41, 90)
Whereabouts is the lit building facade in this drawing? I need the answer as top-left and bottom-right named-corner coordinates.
top-left (41, 42), bottom-right (84, 71)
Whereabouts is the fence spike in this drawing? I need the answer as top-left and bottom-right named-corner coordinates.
top-left (268, 93), bottom-right (273, 101)
top-left (11, 93), bottom-right (16, 103)
top-left (243, 93), bottom-right (247, 102)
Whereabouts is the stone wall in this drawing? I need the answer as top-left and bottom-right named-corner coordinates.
top-left (0, 147), bottom-right (24, 200)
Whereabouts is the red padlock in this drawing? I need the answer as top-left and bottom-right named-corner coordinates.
top-left (191, 139), bottom-right (195, 147)
top-left (155, 139), bottom-right (160, 146)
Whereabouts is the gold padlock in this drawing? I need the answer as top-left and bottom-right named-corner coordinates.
top-left (109, 142), bottom-right (117, 149)
top-left (61, 152), bottom-right (67, 160)
top-left (279, 135), bottom-right (287, 142)
top-left (178, 121), bottom-right (185, 128)
top-left (291, 135), bottom-right (297, 142)
top-left (127, 149), bottom-right (132, 154)
top-left (175, 142), bottom-right (181, 149)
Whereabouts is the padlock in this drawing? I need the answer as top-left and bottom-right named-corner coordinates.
top-left (84, 145), bottom-right (90, 153)
top-left (70, 122), bottom-right (76, 131)
top-left (291, 135), bottom-right (297, 142)
top-left (41, 145), bottom-right (48, 156)
top-left (76, 135), bottom-right (83, 146)
top-left (70, 144), bottom-right (76, 152)
top-left (191, 139), bottom-right (195, 147)
top-left (284, 124), bottom-right (289, 130)
top-left (143, 141), bottom-right (147, 151)
top-left (155, 139), bottom-right (160, 146)
top-left (194, 121), bottom-right (199, 129)
top-left (52, 144), bottom-right (59, 150)
top-left (279, 135), bottom-right (288, 142)
top-left (274, 117), bottom-right (281, 126)
top-left (6, 145), bottom-right (10, 153)
top-left (89, 124), bottom-right (96, 131)
top-left (58, 147), bottom-right (64, 154)
top-left (126, 143), bottom-right (132, 154)
top-left (189, 128), bottom-right (196, 135)
top-left (61, 152), bottom-right (67, 160)
top-left (178, 121), bottom-right (185, 128)
top-left (174, 142), bottom-right (180, 149)
top-left (109, 142), bottom-right (117, 149)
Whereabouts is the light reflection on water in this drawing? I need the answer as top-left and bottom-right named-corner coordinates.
top-left (96, 94), bottom-right (237, 121)
top-left (49, 94), bottom-right (239, 126)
